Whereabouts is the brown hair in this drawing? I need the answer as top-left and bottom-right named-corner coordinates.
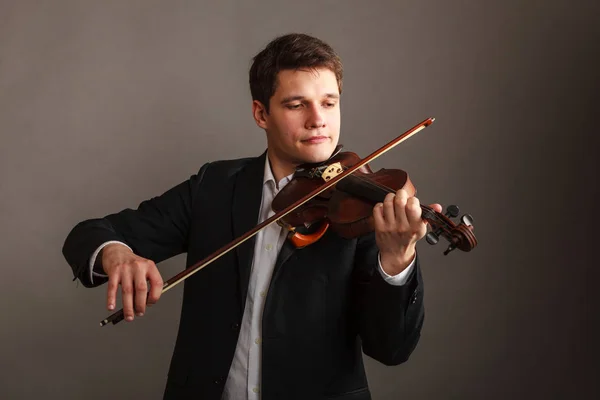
top-left (249, 33), bottom-right (343, 113)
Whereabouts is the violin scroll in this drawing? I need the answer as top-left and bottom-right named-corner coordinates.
top-left (421, 204), bottom-right (477, 255)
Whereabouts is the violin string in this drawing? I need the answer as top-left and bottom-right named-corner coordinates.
top-left (346, 172), bottom-right (431, 207)
top-left (343, 171), bottom-right (438, 216)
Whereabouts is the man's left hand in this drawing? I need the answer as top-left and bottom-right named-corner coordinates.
top-left (373, 189), bottom-right (443, 276)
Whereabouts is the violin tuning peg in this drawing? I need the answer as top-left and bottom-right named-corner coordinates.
top-left (426, 232), bottom-right (439, 245)
top-left (460, 214), bottom-right (474, 226)
top-left (443, 243), bottom-right (456, 255)
top-left (445, 205), bottom-right (459, 218)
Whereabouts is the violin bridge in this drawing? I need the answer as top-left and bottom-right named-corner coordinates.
top-left (321, 162), bottom-right (343, 182)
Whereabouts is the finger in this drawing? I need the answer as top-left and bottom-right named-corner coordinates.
top-left (372, 202), bottom-right (385, 231)
top-left (406, 197), bottom-right (427, 237)
top-left (147, 265), bottom-right (163, 305)
top-left (393, 189), bottom-right (409, 229)
top-left (428, 203), bottom-right (442, 214)
top-left (134, 266), bottom-right (148, 316)
top-left (121, 269), bottom-right (135, 321)
top-left (405, 196), bottom-right (422, 226)
top-left (382, 192), bottom-right (396, 229)
top-left (106, 270), bottom-right (120, 311)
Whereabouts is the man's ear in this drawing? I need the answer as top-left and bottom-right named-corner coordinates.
top-left (252, 100), bottom-right (268, 129)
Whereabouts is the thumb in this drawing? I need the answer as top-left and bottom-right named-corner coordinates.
top-left (428, 203), bottom-right (443, 213)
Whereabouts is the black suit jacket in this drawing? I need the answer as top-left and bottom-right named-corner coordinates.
top-left (62, 151), bottom-right (425, 400)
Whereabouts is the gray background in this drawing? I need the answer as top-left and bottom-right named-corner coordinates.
top-left (1, 0), bottom-right (598, 399)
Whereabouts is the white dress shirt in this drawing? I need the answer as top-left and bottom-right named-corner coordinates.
top-left (89, 155), bottom-right (415, 399)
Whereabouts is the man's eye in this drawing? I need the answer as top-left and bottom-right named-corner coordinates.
top-left (287, 104), bottom-right (301, 109)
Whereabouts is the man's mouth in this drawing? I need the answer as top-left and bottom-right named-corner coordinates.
top-left (302, 136), bottom-right (328, 144)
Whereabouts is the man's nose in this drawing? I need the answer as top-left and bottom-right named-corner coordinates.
top-left (306, 107), bottom-right (326, 129)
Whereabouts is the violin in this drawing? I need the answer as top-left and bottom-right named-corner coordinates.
top-left (272, 145), bottom-right (477, 254)
top-left (100, 117), bottom-right (477, 326)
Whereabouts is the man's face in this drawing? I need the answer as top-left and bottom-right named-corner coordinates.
top-left (253, 67), bottom-right (341, 172)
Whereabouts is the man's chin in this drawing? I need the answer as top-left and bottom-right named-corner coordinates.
top-left (297, 145), bottom-right (337, 163)
top-left (297, 152), bottom-right (332, 166)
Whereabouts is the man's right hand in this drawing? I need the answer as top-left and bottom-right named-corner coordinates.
top-left (101, 243), bottom-right (164, 321)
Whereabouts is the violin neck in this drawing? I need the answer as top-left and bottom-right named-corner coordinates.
top-left (336, 174), bottom-right (393, 204)
top-left (336, 174), bottom-right (428, 213)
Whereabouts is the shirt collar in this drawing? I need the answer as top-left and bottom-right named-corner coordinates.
top-left (264, 153), bottom-right (294, 191)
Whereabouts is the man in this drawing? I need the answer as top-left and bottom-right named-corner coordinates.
top-left (62, 33), bottom-right (442, 400)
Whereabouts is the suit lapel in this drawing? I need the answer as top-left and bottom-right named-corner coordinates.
top-left (270, 239), bottom-right (296, 285)
top-left (275, 234), bottom-right (296, 269)
top-left (231, 151), bottom-right (268, 307)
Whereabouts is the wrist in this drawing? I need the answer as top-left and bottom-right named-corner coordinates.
top-left (100, 243), bottom-right (132, 273)
top-left (380, 245), bottom-right (416, 275)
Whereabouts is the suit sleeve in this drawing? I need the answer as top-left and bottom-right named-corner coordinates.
top-left (62, 163), bottom-right (210, 288)
top-left (351, 231), bottom-right (425, 366)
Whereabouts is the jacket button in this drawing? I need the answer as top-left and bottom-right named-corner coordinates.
top-left (231, 322), bottom-right (240, 331)
top-left (410, 291), bottom-right (418, 304)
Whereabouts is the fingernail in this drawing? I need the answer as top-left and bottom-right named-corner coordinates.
top-left (108, 304), bottom-right (114, 310)
top-left (127, 316), bottom-right (133, 321)
top-left (137, 312), bottom-right (144, 317)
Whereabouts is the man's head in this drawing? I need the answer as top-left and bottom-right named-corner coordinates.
top-left (249, 33), bottom-right (343, 177)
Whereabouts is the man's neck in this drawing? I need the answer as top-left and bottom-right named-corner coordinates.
top-left (267, 151), bottom-right (296, 184)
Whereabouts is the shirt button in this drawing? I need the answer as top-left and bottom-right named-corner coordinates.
top-left (260, 290), bottom-right (266, 298)
top-left (255, 337), bottom-right (261, 345)
top-left (265, 243), bottom-right (272, 251)
top-left (253, 387), bottom-right (260, 393)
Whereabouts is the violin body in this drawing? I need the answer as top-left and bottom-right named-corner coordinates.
top-left (272, 151), bottom-right (417, 240)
